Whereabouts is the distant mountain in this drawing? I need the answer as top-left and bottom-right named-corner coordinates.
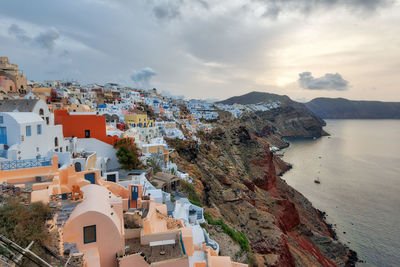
top-left (217, 91), bottom-right (291, 105)
top-left (305, 98), bottom-right (400, 119)
top-left (218, 91), bottom-right (327, 139)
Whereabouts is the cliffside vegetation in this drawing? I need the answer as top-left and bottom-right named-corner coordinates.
top-left (167, 105), bottom-right (356, 266)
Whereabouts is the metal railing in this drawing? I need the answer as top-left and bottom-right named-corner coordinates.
top-left (50, 193), bottom-right (72, 202)
top-left (0, 157), bottom-right (52, 171)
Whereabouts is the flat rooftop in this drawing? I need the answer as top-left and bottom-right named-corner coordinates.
top-left (125, 237), bottom-right (184, 263)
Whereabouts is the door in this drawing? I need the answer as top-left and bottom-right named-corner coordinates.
top-left (131, 186), bottom-right (138, 200)
top-left (84, 173), bottom-right (95, 184)
top-left (85, 130), bottom-right (90, 138)
top-left (0, 127), bottom-right (7, 145)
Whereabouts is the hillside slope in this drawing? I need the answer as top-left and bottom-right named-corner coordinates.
top-left (306, 98), bottom-right (400, 119)
top-left (217, 91), bottom-right (327, 144)
top-left (218, 91), bottom-right (291, 105)
top-left (168, 113), bottom-right (356, 266)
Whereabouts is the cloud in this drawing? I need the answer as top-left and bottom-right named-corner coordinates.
top-left (151, 0), bottom-right (209, 21)
top-left (153, 1), bottom-right (182, 21)
top-left (130, 67), bottom-right (157, 88)
top-left (8, 24), bottom-right (60, 52)
top-left (8, 24), bottom-right (31, 42)
top-left (34, 27), bottom-right (60, 51)
top-left (254, 0), bottom-right (394, 19)
top-left (298, 72), bottom-right (349, 91)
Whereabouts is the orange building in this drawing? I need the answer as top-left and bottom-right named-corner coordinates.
top-left (54, 109), bottom-right (121, 146)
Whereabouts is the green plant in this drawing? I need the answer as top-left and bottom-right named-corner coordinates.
top-left (0, 198), bottom-right (52, 257)
top-left (146, 154), bottom-right (163, 173)
top-left (200, 222), bottom-right (208, 231)
top-left (188, 199), bottom-right (203, 207)
top-left (114, 138), bottom-right (142, 170)
top-left (204, 212), bottom-right (249, 252)
top-left (180, 180), bottom-right (202, 207)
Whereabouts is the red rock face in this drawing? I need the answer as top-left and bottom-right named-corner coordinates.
top-left (276, 199), bottom-right (301, 233)
top-left (252, 234), bottom-right (296, 267)
top-left (266, 149), bottom-right (277, 190)
top-left (288, 232), bottom-right (337, 267)
top-left (250, 142), bottom-right (278, 194)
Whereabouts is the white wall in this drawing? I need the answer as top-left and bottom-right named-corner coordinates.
top-left (0, 112), bottom-right (68, 160)
top-left (76, 138), bottom-right (120, 171)
top-left (32, 100), bottom-right (52, 125)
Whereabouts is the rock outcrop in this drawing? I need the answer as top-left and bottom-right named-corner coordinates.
top-left (168, 113), bottom-right (356, 267)
top-left (306, 97), bottom-right (400, 119)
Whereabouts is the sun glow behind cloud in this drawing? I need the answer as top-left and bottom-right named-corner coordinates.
top-left (0, 0), bottom-right (399, 101)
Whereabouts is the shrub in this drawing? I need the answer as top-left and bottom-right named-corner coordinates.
top-left (180, 180), bottom-right (202, 207)
top-left (0, 198), bottom-right (52, 256)
top-left (204, 212), bottom-right (249, 252)
top-left (114, 138), bottom-right (142, 170)
top-left (146, 154), bottom-right (163, 173)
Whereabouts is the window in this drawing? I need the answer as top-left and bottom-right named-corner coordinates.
top-left (66, 146), bottom-right (68, 152)
top-left (85, 130), bottom-right (90, 138)
top-left (0, 116), bottom-right (3, 124)
top-left (74, 162), bottom-right (82, 172)
top-left (55, 137), bottom-right (58, 147)
top-left (60, 147), bottom-right (63, 152)
top-left (46, 117), bottom-right (49, 125)
top-left (37, 125), bottom-right (42, 135)
top-left (83, 225), bottom-right (96, 244)
top-left (26, 126), bottom-right (31, 136)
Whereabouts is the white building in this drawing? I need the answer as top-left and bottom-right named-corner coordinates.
top-left (0, 99), bottom-right (52, 125)
top-left (0, 112), bottom-right (68, 160)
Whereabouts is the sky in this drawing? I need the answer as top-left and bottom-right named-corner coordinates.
top-left (1, 0), bottom-right (399, 102)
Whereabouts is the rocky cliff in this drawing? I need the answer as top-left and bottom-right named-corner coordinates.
top-left (217, 91), bottom-right (327, 147)
top-left (306, 97), bottom-right (400, 119)
top-left (168, 113), bottom-right (356, 267)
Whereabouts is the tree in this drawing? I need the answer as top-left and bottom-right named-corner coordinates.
top-left (146, 153), bottom-right (164, 173)
top-left (114, 138), bottom-right (142, 170)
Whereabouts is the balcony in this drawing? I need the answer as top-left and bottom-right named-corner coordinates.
top-left (1, 157), bottom-right (52, 171)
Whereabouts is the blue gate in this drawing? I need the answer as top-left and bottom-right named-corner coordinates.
top-left (130, 186), bottom-right (139, 209)
top-left (0, 127), bottom-right (7, 145)
top-left (84, 173), bottom-right (95, 184)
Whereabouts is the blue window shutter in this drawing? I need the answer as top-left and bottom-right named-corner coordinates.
top-left (26, 126), bottom-right (31, 136)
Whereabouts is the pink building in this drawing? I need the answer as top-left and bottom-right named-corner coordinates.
top-left (63, 184), bottom-right (125, 267)
top-left (14, 155), bottom-right (248, 267)
top-left (0, 76), bottom-right (17, 93)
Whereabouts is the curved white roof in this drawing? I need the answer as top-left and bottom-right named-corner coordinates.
top-left (2, 112), bottom-right (43, 124)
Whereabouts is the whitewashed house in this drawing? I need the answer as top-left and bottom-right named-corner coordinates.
top-left (0, 99), bottom-right (52, 125)
top-left (0, 112), bottom-right (68, 160)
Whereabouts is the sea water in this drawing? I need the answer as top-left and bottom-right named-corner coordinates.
top-left (282, 120), bottom-right (400, 267)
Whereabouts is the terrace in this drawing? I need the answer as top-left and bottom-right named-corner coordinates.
top-left (124, 235), bottom-right (185, 263)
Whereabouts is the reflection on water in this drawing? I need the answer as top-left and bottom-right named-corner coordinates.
top-left (282, 120), bottom-right (400, 267)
